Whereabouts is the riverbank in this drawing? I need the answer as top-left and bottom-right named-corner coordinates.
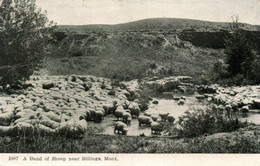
top-left (0, 124), bottom-right (259, 153)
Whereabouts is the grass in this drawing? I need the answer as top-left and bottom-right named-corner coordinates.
top-left (44, 32), bottom-right (225, 84)
top-left (0, 130), bottom-right (259, 153)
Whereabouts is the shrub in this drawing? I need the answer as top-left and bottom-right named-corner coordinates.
top-left (172, 106), bottom-right (246, 138)
top-left (0, 0), bottom-right (55, 89)
top-left (211, 60), bottom-right (229, 81)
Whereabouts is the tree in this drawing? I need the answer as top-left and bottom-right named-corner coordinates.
top-left (0, 0), bottom-right (55, 89)
top-left (224, 17), bottom-right (256, 78)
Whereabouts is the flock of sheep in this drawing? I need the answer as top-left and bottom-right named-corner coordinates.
top-left (195, 85), bottom-right (260, 114)
top-left (0, 75), bottom-right (185, 138)
top-left (0, 75), bottom-right (146, 138)
top-left (112, 96), bottom-right (187, 136)
top-left (0, 75), bottom-right (259, 139)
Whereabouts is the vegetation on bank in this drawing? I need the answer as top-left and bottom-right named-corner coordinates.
top-left (162, 107), bottom-right (247, 138)
top-left (211, 18), bottom-right (260, 85)
top-left (0, 128), bottom-right (258, 153)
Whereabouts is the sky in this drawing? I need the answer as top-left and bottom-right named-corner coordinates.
top-left (1, 0), bottom-right (260, 25)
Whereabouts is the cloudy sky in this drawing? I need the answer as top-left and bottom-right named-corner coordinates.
top-left (1, 0), bottom-right (260, 25)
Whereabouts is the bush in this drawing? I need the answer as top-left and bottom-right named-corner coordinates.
top-left (0, 0), bottom-right (55, 89)
top-left (172, 106), bottom-right (246, 138)
top-left (211, 60), bottom-right (228, 81)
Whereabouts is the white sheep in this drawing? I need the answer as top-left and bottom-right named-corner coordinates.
top-left (122, 112), bottom-right (132, 124)
top-left (151, 122), bottom-right (163, 135)
top-left (114, 121), bottom-right (128, 135)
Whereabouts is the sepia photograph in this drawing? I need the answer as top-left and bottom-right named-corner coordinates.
top-left (0, 0), bottom-right (260, 165)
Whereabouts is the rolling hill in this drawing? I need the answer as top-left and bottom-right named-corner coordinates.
top-left (55, 18), bottom-right (260, 33)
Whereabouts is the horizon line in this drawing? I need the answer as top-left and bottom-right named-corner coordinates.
top-left (55, 17), bottom-right (260, 26)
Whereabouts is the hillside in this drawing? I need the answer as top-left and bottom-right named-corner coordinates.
top-left (44, 18), bottom-right (259, 84)
top-left (45, 29), bottom-right (225, 84)
top-left (55, 18), bottom-right (260, 33)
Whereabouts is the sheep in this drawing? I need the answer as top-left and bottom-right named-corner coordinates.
top-left (151, 122), bottom-right (163, 135)
top-left (89, 108), bottom-right (96, 121)
top-left (138, 116), bottom-right (153, 126)
top-left (94, 110), bottom-right (104, 123)
top-left (37, 124), bottom-right (56, 136)
top-left (195, 95), bottom-right (205, 101)
top-left (129, 105), bottom-right (140, 118)
top-left (122, 112), bottom-right (132, 124)
top-left (103, 104), bottom-right (114, 115)
top-left (114, 121), bottom-right (128, 135)
top-left (122, 100), bottom-right (130, 109)
top-left (16, 122), bottom-right (35, 136)
top-left (151, 114), bottom-right (159, 121)
top-left (159, 113), bottom-right (169, 121)
top-left (180, 96), bottom-right (186, 100)
top-left (0, 109), bottom-right (14, 125)
top-left (114, 109), bottom-right (125, 120)
top-left (40, 118), bottom-right (60, 129)
top-left (56, 119), bottom-right (87, 138)
top-left (173, 96), bottom-right (181, 101)
top-left (44, 111), bottom-right (61, 123)
top-left (177, 99), bottom-right (185, 105)
top-left (231, 102), bottom-right (238, 111)
top-left (144, 112), bottom-right (152, 117)
top-left (241, 106), bottom-right (249, 113)
top-left (225, 104), bottom-right (232, 112)
top-left (85, 109), bottom-right (92, 121)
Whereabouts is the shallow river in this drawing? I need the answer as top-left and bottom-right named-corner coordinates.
top-left (93, 97), bottom-right (260, 136)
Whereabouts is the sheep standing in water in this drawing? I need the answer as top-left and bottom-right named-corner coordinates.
top-left (114, 121), bottom-right (128, 135)
top-left (114, 109), bottom-right (124, 121)
top-left (159, 113), bottom-right (169, 122)
top-left (138, 116), bottom-right (153, 126)
top-left (122, 112), bottom-right (132, 124)
top-left (151, 122), bottom-right (163, 135)
top-left (178, 99), bottom-right (185, 105)
top-left (151, 114), bottom-right (159, 121)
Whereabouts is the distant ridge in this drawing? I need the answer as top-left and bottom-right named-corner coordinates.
top-left (56, 18), bottom-right (260, 33)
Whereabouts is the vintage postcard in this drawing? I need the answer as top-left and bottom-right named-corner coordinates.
top-left (0, 0), bottom-right (259, 165)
